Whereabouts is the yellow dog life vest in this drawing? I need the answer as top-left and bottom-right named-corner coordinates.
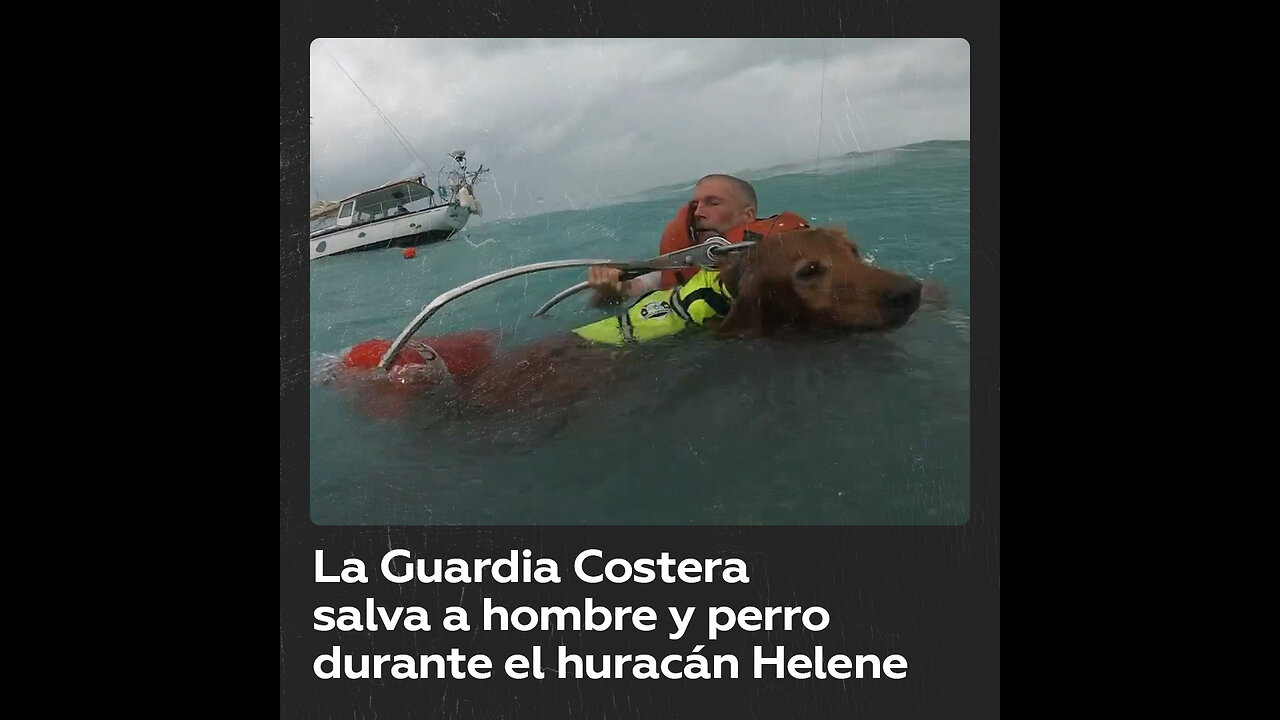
top-left (572, 267), bottom-right (733, 345)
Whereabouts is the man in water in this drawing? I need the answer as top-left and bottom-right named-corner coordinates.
top-left (586, 174), bottom-right (759, 304)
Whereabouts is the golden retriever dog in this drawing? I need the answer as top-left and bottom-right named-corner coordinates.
top-left (333, 227), bottom-right (926, 415)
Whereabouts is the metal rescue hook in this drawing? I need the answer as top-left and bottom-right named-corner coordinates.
top-left (531, 237), bottom-right (756, 317)
top-left (376, 237), bottom-right (751, 371)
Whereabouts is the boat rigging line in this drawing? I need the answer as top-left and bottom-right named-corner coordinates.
top-left (323, 47), bottom-right (432, 175)
top-left (815, 38), bottom-right (827, 174)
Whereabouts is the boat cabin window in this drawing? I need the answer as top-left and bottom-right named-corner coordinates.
top-left (358, 198), bottom-right (426, 221)
top-left (310, 216), bottom-right (337, 235)
top-left (332, 200), bottom-right (359, 228)
top-left (368, 202), bottom-right (409, 220)
top-left (327, 182), bottom-right (436, 229)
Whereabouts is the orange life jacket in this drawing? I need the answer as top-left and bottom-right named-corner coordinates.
top-left (657, 202), bottom-right (811, 287)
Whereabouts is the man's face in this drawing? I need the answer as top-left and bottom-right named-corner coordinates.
top-left (692, 178), bottom-right (756, 241)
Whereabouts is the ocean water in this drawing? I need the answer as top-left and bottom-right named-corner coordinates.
top-left (309, 140), bottom-right (970, 525)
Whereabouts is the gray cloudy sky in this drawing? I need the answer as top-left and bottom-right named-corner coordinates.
top-left (309, 38), bottom-right (969, 221)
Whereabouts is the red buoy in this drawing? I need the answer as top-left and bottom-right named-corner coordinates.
top-left (403, 247), bottom-right (417, 259)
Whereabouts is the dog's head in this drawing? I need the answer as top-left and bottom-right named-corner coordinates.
top-left (714, 227), bottom-right (922, 337)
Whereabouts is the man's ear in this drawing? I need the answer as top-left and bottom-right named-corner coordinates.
top-left (743, 205), bottom-right (757, 223)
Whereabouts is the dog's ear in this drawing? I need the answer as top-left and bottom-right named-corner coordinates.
top-left (716, 252), bottom-right (745, 295)
top-left (708, 253), bottom-right (761, 337)
top-left (713, 271), bottom-right (765, 338)
top-left (711, 295), bottom-right (764, 337)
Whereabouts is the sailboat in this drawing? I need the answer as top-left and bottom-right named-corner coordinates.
top-left (308, 150), bottom-right (487, 261)
top-left (308, 49), bottom-right (489, 261)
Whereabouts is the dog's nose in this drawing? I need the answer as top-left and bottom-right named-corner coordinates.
top-left (885, 279), bottom-right (923, 310)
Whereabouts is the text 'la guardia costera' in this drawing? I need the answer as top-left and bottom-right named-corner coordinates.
top-left (315, 548), bottom-right (752, 584)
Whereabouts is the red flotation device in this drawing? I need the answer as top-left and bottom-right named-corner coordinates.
top-left (343, 330), bottom-right (498, 385)
top-left (338, 330), bottom-right (499, 418)
top-left (343, 338), bottom-right (425, 370)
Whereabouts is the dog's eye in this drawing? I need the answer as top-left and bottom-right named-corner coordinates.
top-left (795, 260), bottom-right (826, 280)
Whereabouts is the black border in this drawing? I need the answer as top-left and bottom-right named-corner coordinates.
top-left (282, 5), bottom-right (998, 717)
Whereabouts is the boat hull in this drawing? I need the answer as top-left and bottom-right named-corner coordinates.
top-left (310, 204), bottom-right (471, 260)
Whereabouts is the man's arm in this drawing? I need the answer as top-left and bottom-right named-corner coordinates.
top-left (586, 268), bottom-right (661, 307)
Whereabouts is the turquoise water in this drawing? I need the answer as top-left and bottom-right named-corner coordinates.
top-left (309, 140), bottom-right (970, 525)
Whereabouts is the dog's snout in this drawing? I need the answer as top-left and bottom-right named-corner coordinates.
top-left (886, 279), bottom-right (923, 310)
